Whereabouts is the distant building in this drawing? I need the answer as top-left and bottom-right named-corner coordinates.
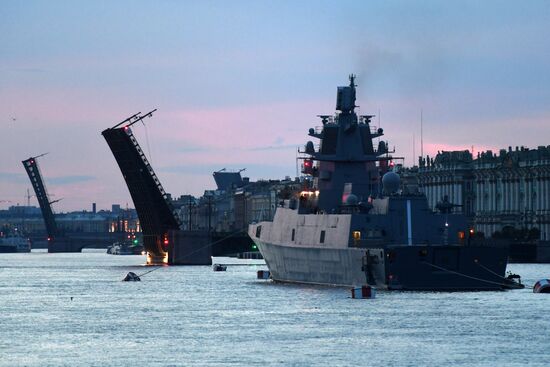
top-left (0, 204), bottom-right (140, 237)
top-left (173, 171), bottom-right (302, 232)
top-left (414, 145), bottom-right (550, 240)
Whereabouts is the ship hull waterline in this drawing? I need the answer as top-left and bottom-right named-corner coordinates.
top-left (253, 239), bottom-right (510, 291)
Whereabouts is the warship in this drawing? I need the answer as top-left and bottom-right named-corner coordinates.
top-left (248, 75), bottom-right (516, 291)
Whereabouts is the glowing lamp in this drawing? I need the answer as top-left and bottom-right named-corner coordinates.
top-left (302, 159), bottom-right (314, 175)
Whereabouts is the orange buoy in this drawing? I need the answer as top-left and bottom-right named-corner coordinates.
top-left (257, 270), bottom-right (270, 279)
top-left (351, 285), bottom-right (376, 299)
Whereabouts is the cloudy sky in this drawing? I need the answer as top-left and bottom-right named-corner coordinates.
top-left (1, 1), bottom-right (549, 212)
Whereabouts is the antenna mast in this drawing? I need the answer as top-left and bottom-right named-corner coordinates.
top-left (413, 134), bottom-right (416, 167)
top-left (420, 109), bottom-right (424, 159)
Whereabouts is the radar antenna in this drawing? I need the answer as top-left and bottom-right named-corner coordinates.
top-left (349, 74), bottom-right (356, 87)
top-left (318, 115), bottom-right (331, 125)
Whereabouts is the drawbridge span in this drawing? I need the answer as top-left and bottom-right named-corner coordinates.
top-left (102, 110), bottom-right (181, 262)
top-left (22, 155), bottom-right (74, 252)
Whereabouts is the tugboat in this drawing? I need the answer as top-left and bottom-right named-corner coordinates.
top-left (248, 75), bottom-right (514, 291)
top-left (107, 234), bottom-right (144, 255)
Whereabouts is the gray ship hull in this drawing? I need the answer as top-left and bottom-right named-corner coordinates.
top-left (255, 239), bottom-right (376, 286)
top-left (255, 239), bottom-right (511, 290)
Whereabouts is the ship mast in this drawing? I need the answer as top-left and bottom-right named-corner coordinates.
top-left (297, 75), bottom-right (402, 211)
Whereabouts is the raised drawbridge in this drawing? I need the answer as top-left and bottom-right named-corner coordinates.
top-left (22, 154), bottom-right (73, 252)
top-left (102, 110), bottom-right (182, 263)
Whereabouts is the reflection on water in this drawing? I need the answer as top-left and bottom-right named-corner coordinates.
top-left (1, 250), bottom-right (549, 366)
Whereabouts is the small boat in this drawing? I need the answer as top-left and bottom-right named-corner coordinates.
top-left (107, 240), bottom-right (144, 255)
top-left (503, 272), bottom-right (524, 289)
top-left (212, 264), bottom-right (227, 272)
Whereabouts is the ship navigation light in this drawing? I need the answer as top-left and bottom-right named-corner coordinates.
top-left (302, 159), bottom-right (314, 175)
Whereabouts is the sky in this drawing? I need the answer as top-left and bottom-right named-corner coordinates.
top-left (1, 0), bottom-right (550, 212)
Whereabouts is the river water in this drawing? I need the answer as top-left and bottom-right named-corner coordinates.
top-left (1, 250), bottom-right (549, 366)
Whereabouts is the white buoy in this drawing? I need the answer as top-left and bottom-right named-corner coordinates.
top-left (351, 285), bottom-right (376, 299)
top-left (533, 279), bottom-right (550, 293)
top-left (257, 270), bottom-right (270, 279)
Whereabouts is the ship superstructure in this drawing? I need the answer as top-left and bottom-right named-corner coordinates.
top-left (248, 76), bottom-right (514, 290)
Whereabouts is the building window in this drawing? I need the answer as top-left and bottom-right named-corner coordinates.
top-left (291, 228), bottom-right (295, 241)
top-left (320, 230), bottom-right (326, 244)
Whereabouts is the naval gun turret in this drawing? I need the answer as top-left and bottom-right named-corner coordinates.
top-left (436, 195), bottom-right (463, 214)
